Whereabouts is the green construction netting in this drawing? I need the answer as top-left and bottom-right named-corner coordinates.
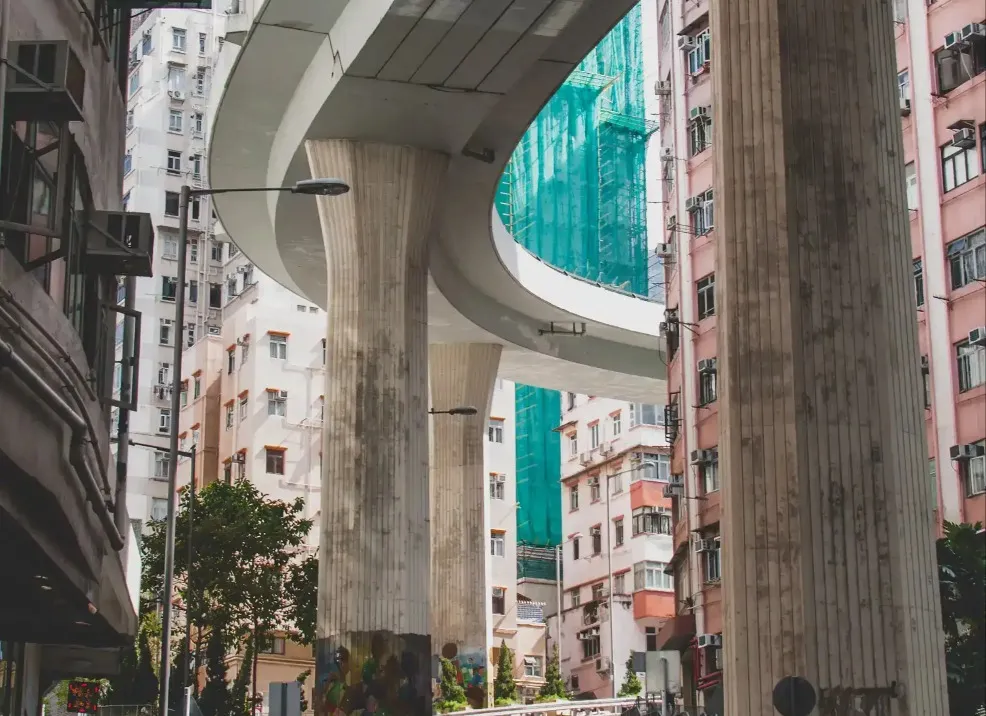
top-left (497, 6), bottom-right (652, 556)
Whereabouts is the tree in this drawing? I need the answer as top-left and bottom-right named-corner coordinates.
top-left (285, 553), bottom-right (318, 646)
top-left (617, 652), bottom-right (642, 697)
top-left (493, 640), bottom-right (518, 706)
top-left (198, 629), bottom-right (230, 716)
top-left (229, 638), bottom-right (254, 716)
top-left (938, 521), bottom-right (985, 716)
top-left (295, 670), bottom-right (311, 714)
top-left (434, 658), bottom-right (468, 713)
top-left (536, 645), bottom-right (567, 703)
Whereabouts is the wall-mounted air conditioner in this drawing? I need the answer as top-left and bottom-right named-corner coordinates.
top-left (6, 41), bottom-right (85, 122)
top-left (952, 128), bottom-right (975, 149)
top-left (654, 80), bottom-right (672, 96)
top-left (697, 358), bottom-right (717, 374)
top-left (899, 97), bottom-right (911, 117)
top-left (657, 243), bottom-right (673, 258)
top-left (85, 211), bottom-right (156, 277)
top-left (696, 634), bottom-right (722, 649)
top-left (677, 36), bottom-right (696, 51)
top-left (968, 327), bottom-right (986, 346)
top-left (949, 444), bottom-right (985, 461)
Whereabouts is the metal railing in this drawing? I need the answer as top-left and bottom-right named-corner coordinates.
top-left (442, 696), bottom-right (655, 716)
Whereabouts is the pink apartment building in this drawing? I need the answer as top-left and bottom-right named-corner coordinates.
top-left (556, 394), bottom-right (676, 699)
top-left (656, 0), bottom-right (984, 711)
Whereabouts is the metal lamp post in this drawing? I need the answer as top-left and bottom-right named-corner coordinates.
top-left (158, 178), bottom-right (349, 716)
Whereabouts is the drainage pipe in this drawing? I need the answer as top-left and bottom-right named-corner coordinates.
top-left (0, 336), bottom-right (125, 550)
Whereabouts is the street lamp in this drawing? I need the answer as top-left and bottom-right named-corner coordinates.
top-left (159, 178), bottom-right (349, 716)
top-left (428, 405), bottom-right (478, 416)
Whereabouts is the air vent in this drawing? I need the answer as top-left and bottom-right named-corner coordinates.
top-left (6, 41), bottom-right (85, 122)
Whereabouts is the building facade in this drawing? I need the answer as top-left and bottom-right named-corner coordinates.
top-left (656, 0), bottom-right (984, 710)
top-left (121, 5), bottom-right (225, 528)
top-left (0, 0), bottom-right (141, 712)
top-left (556, 394), bottom-right (674, 699)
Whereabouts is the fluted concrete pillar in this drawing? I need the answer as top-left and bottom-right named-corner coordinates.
top-left (711, 1), bottom-right (948, 714)
top-left (429, 343), bottom-right (502, 709)
top-left (306, 140), bottom-right (447, 716)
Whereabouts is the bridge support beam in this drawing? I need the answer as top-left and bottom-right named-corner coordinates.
top-left (306, 139), bottom-right (448, 716)
top-left (429, 342), bottom-right (501, 709)
top-left (711, 1), bottom-right (948, 714)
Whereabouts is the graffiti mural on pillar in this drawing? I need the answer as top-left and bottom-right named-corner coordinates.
top-left (439, 643), bottom-right (487, 708)
top-left (314, 632), bottom-right (431, 716)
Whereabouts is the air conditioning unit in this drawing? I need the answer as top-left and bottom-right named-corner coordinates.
top-left (693, 537), bottom-right (713, 553)
top-left (6, 41), bottom-right (85, 122)
top-left (950, 444), bottom-right (985, 461)
top-left (662, 146), bottom-right (674, 159)
top-left (677, 35), bottom-right (696, 51)
top-left (689, 105), bottom-right (709, 121)
top-left (657, 243), bottom-right (674, 258)
top-left (663, 483), bottom-right (683, 499)
top-left (969, 327), bottom-right (986, 346)
top-left (697, 358), bottom-right (717, 373)
top-left (696, 634), bottom-right (722, 649)
top-left (654, 79), bottom-right (672, 96)
top-left (665, 214), bottom-right (677, 229)
top-left (670, 474), bottom-right (684, 486)
top-left (595, 658), bottom-right (611, 674)
top-left (899, 97), bottom-right (911, 117)
top-left (960, 23), bottom-right (985, 40)
top-left (685, 196), bottom-right (702, 212)
top-left (659, 321), bottom-right (670, 333)
top-left (579, 452), bottom-right (593, 466)
top-left (236, 264), bottom-right (253, 274)
top-left (84, 211), bottom-right (156, 277)
top-left (944, 31), bottom-right (963, 49)
top-left (277, 390), bottom-right (289, 399)
top-left (920, 355), bottom-right (929, 372)
top-left (599, 442), bottom-right (613, 456)
top-left (169, 90), bottom-right (186, 100)
top-left (952, 128), bottom-right (976, 149)
top-left (690, 448), bottom-right (713, 465)
top-left (207, 325), bottom-right (221, 335)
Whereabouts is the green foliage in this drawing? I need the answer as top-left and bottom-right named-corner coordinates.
top-left (536, 645), bottom-right (568, 703)
top-left (285, 553), bottom-right (318, 646)
top-left (938, 522), bottom-right (985, 716)
top-left (434, 658), bottom-right (468, 713)
top-left (296, 670), bottom-right (311, 714)
top-left (617, 652), bottom-right (642, 697)
top-left (198, 629), bottom-right (230, 716)
top-left (49, 679), bottom-right (111, 709)
top-left (229, 638), bottom-right (254, 716)
top-left (492, 640), bottom-right (518, 705)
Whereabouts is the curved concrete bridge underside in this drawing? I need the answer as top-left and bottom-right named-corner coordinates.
top-left (210, 0), bottom-right (665, 404)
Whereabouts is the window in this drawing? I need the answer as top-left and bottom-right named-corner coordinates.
top-left (922, 357), bottom-right (931, 408)
top-left (194, 67), bottom-right (206, 96)
top-left (192, 112), bottom-right (204, 135)
top-left (699, 361), bottom-right (718, 405)
top-left (208, 282), bottom-right (221, 309)
top-left (629, 403), bottom-right (663, 427)
top-left (154, 451), bottom-right (170, 479)
top-left (687, 29), bottom-right (711, 75)
top-left (238, 394), bottom-right (248, 420)
top-left (185, 322), bottom-right (195, 348)
top-left (167, 150), bottom-right (181, 174)
top-left (579, 628), bottom-right (600, 660)
top-left (165, 191), bottom-right (180, 217)
top-left (591, 583), bottom-right (604, 603)
top-left (296, 304), bottom-right (306, 312)
top-left (190, 197), bottom-right (201, 221)
top-left (223, 461), bottom-right (232, 483)
top-left (703, 540), bottom-right (722, 582)
top-left (151, 497), bottom-right (169, 521)
top-left (157, 362), bottom-right (172, 385)
top-left (193, 376), bottom-right (201, 399)
top-left (227, 348), bottom-right (235, 375)
top-left (492, 587), bottom-right (506, 615)
top-left (572, 537), bottom-right (580, 561)
top-left (614, 518), bottom-right (624, 547)
top-left (646, 626), bottom-right (658, 652)
top-left (948, 228), bottom-right (986, 290)
top-left (141, 31), bottom-right (152, 55)
top-left (159, 319), bottom-right (173, 345)
top-left (168, 109), bottom-right (183, 133)
top-left (126, 109), bottom-right (135, 131)
top-left (198, 32), bottom-right (207, 54)
top-left (225, 403), bottom-right (234, 429)
top-left (180, 381), bottom-right (188, 407)
top-left (523, 656), bottom-right (543, 678)
top-left (588, 476), bottom-right (600, 502)
top-left (270, 334), bottom-right (288, 359)
top-left (590, 525), bottom-right (601, 555)
top-left (167, 63), bottom-right (185, 92)
top-left (241, 337), bottom-right (251, 364)
top-left (957, 341), bottom-right (986, 392)
top-left (633, 561), bottom-right (673, 591)
top-left (123, 151), bottom-right (133, 175)
top-left (490, 531), bottom-right (505, 557)
top-left (569, 588), bottom-right (581, 607)
top-left (489, 473), bottom-right (505, 500)
top-left (265, 448), bottom-right (285, 475)
top-left (702, 456), bottom-right (720, 494)
top-left (897, 69), bottom-right (910, 103)
top-left (690, 189), bottom-right (714, 235)
top-left (941, 141), bottom-right (980, 192)
top-left (210, 240), bottom-right (223, 262)
top-left (569, 485), bottom-right (579, 511)
top-left (632, 506), bottom-right (672, 536)
top-left (567, 391), bottom-right (576, 410)
top-left (965, 440), bottom-right (986, 496)
top-left (568, 433), bottom-right (578, 456)
top-left (905, 162), bottom-right (918, 211)
top-left (158, 408), bottom-right (172, 434)
top-left (611, 412), bottom-right (621, 436)
top-left (259, 636), bottom-right (286, 655)
top-left (191, 154), bottom-right (202, 178)
top-left (161, 276), bottom-right (177, 301)
top-left (589, 422), bottom-right (600, 449)
top-left (171, 27), bottom-right (186, 51)
top-left (935, 42), bottom-right (986, 94)
top-left (128, 71), bottom-right (140, 97)
top-left (697, 274), bottom-right (716, 318)
top-left (614, 573), bottom-right (626, 595)
top-left (487, 418), bottom-right (504, 443)
top-left (611, 470), bottom-right (623, 494)
top-left (689, 115), bottom-right (712, 156)
top-left (189, 239), bottom-right (199, 263)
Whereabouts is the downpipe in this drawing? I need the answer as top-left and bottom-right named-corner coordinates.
top-left (0, 336), bottom-right (125, 550)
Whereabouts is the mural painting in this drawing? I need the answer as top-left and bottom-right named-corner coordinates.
top-left (439, 643), bottom-right (487, 708)
top-left (314, 632), bottom-right (430, 716)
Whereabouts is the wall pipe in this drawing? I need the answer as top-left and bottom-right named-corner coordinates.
top-left (0, 336), bottom-right (125, 550)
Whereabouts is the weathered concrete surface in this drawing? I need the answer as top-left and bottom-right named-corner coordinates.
top-left (711, 0), bottom-right (948, 713)
top-left (429, 342), bottom-right (501, 709)
top-left (306, 140), bottom-right (448, 716)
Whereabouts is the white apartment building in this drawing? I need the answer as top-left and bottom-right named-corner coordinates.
top-left (119, 7), bottom-right (225, 527)
top-left (486, 379), bottom-right (549, 703)
top-left (557, 393), bottom-right (674, 699)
